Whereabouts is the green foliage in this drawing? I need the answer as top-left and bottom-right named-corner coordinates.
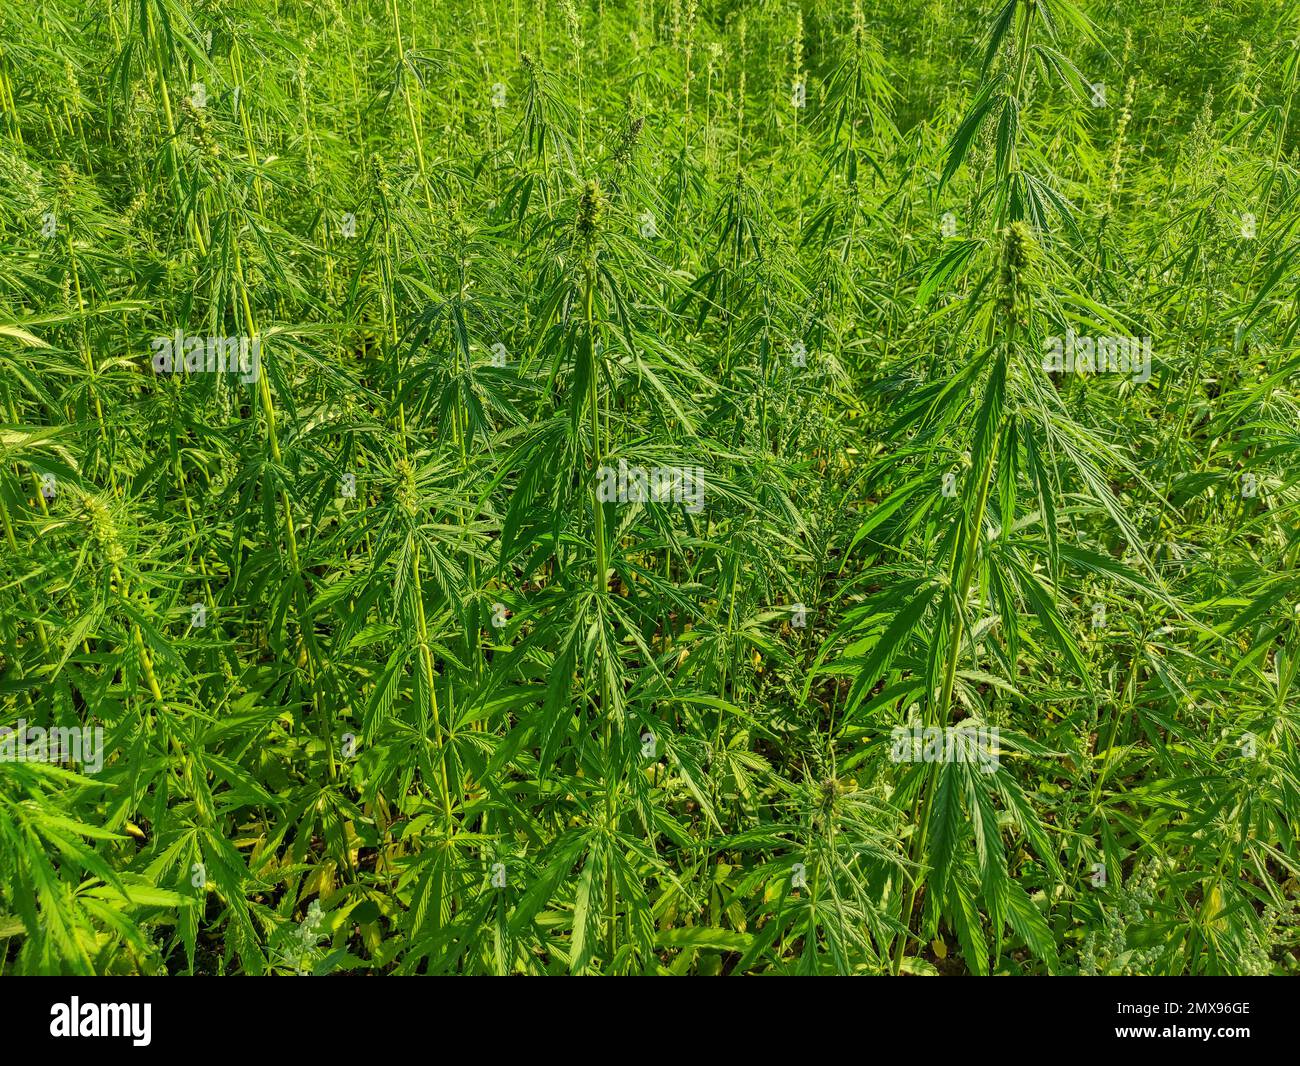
top-left (1, 0), bottom-right (1298, 975)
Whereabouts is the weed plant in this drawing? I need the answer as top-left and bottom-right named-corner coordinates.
top-left (1, 0), bottom-right (1298, 975)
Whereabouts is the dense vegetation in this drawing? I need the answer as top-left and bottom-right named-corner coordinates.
top-left (1, 0), bottom-right (1298, 976)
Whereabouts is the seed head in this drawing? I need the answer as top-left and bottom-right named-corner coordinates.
top-left (576, 179), bottom-right (606, 243)
top-left (56, 163), bottom-right (76, 214)
top-left (367, 154), bottom-right (391, 202)
top-left (998, 220), bottom-right (1038, 322)
top-left (612, 116), bottom-right (644, 171)
top-left (394, 458), bottom-right (419, 516)
top-left (75, 490), bottom-right (126, 567)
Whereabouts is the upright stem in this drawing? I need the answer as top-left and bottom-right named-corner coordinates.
top-left (412, 539), bottom-right (454, 821)
top-left (389, 0), bottom-right (435, 214)
top-left (893, 0), bottom-right (1034, 975)
top-left (583, 259), bottom-right (618, 965)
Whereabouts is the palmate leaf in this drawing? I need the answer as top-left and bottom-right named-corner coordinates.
top-left (981, 0), bottom-right (1018, 75)
top-left (847, 471), bottom-right (934, 554)
top-left (916, 238), bottom-right (984, 309)
top-left (962, 758), bottom-right (1009, 920)
top-left (925, 759), bottom-right (964, 905)
top-left (969, 349), bottom-right (1007, 499)
top-left (363, 645), bottom-right (410, 740)
top-left (1002, 551), bottom-right (1093, 691)
top-left (658, 730), bottom-right (720, 831)
top-left (608, 839), bottom-right (657, 961)
top-left (947, 871), bottom-right (991, 976)
top-left (837, 582), bottom-right (942, 715)
top-left (1004, 878), bottom-right (1057, 970)
top-left (921, 754), bottom-right (1060, 972)
top-left (940, 77), bottom-right (1006, 193)
top-left (656, 925), bottom-right (752, 953)
top-left (568, 835), bottom-right (604, 974)
top-left (537, 617), bottom-right (581, 773)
